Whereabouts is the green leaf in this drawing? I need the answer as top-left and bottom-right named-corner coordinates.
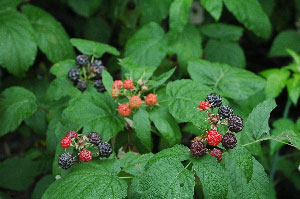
top-left (245, 99), bottom-right (277, 140)
top-left (46, 78), bottom-right (80, 101)
top-left (204, 39), bottom-right (246, 68)
top-left (0, 87), bottom-right (37, 136)
top-left (149, 106), bottom-right (181, 146)
top-left (0, 0), bottom-right (23, 11)
top-left (22, 5), bottom-right (74, 63)
top-left (67, 0), bottom-right (103, 18)
top-left (43, 160), bottom-right (127, 199)
top-left (169, 0), bottom-right (193, 33)
top-left (269, 30), bottom-right (300, 57)
top-left (32, 175), bottom-right (54, 199)
top-left (0, 10), bottom-right (37, 76)
top-left (166, 79), bottom-right (211, 127)
top-left (102, 70), bottom-right (114, 94)
top-left (200, 23), bottom-right (244, 41)
top-left (200, 0), bottom-right (223, 21)
top-left (223, 0), bottom-right (271, 39)
top-left (63, 92), bottom-right (124, 141)
top-left (166, 24), bottom-right (203, 72)
top-left (287, 74), bottom-right (300, 105)
top-left (84, 16), bottom-right (112, 43)
top-left (140, 0), bottom-right (172, 25)
top-left (148, 68), bottom-right (175, 89)
top-left (70, 38), bottom-right (120, 58)
top-left (25, 109), bottom-right (47, 135)
top-left (0, 157), bottom-right (40, 191)
top-left (50, 59), bottom-right (76, 78)
top-left (188, 60), bottom-right (265, 100)
top-left (120, 152), bottom-right (154, 176)
top-left (133, 108), bottom-right (152, 151)
top-left (125, 22), bottom-right (166, 67)
top-left (192, 156), bottom-right (229, 199)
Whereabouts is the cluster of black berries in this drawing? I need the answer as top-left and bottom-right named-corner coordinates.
top-left (68, 54), bottom-right (106, 92)
top-left (190, 93), bottom-right (243, 162)
top-left (58, 131), bottom-right (113, 170)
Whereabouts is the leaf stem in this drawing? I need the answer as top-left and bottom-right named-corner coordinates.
top-left (184, 161), bottom-right (192, 169)
top-left (119, 176), bottom-right (133, 179)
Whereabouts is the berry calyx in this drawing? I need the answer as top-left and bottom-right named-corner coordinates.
top-left (190, 141), bottom-right (206, 157)
top-left (98, 142), bottom-right (113, 158)
top-left (210, 148), bottom-right (222, 162)
top-left (118, 104), bottom-right (132, 117)
top-left (123, 79), bottom-right (134, 90)
top-left (205, 93), bottom-right (222, 108)
top-left (218, 105), bottom-right (233, 119)
top-left (79, 150), bottom-right (92, 162)
top-left (112, 80), bottom-right (123, 89)
top-left (76, 55), bottom-right (89, 66)
top-left (228, 115), bottom-right (243, 133)
top-left (60, 136), bottom-right (72, 148)
top-left (94, 80), bottom-right (105, 92)
top-left (111, 88), bottom-right (120, 98)
top-left (58, 153), bottom-right (73, 169)
top-left (76, 80), bottom-right (87, 91)
top-left (129, 96), bottom-right (142, 109)
top-left (68, 68), bottom-right (80, 82)
top-left (145, 93), bottom-right (157, 106)
top-left (222, 133), bottom-right (237, 149)
top-left (198, 101), bottom-right (210, 111)
top-left (88, 132), bottom-right (102, 145)
top-left (66, 130), bottom-right (78, 139)
top-left (206, 130), bottom-right (222, 146)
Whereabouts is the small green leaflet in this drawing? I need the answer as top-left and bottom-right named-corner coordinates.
top-left (200, 0), bottom-right (223, 21)
top-left (200, 23), bottom-right (244, 41)
top-left (102, 70), bottom-right (114, 94)
top-left (169, 0), bottom-right (193, 33)
top-left (67, 0), bottom-right (103, 18)
top-left (133, 108), bottom-right (152, 151)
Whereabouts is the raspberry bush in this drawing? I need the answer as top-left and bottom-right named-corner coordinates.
top-left (1, 1), bottom-right (300, 199)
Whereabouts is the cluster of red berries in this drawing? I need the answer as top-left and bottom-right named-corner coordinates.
top-left (58, 130), bottom-right (112, 169)
top-left (111, 79), bottom-right (158, 117)
top-left (190, 93), bottom-right (243, 162)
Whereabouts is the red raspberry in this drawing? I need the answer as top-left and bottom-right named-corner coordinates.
top-left (206, 130), bottom-right (222, 146)
top-left (123, 79), bottom-right (134, 90)
top-left (198, 101), bottom-right (210, 111)
top-left (111, 88), bottom-right (120, 99)
top-left (145, 93), bottom-right (157, 106)
top-left (210, 148), bottom-right (222, 162)
top-left (190, 141), bottom-right (206, 157)
top-left (79, 150), bottom-right (92, 162)
top-left (66, 130), bottom-right (78, 139)
top-left (60, 136), bottom-right (72, 148)
top-left (118, 104), bottom-right (131, 117)
top-left (112, 80), bottom-right (123, 89)
top-left (129, 96), bottom-right (142, 109)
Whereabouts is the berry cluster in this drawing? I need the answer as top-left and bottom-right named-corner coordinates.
top-left (68, 54), bottom-right (106, 92)
top-left (111, 79), bottom-right (158, 117)
top-left (190, 93), bottom-right (243, 162)
top-left (58, 130), bottom-right (112, 169)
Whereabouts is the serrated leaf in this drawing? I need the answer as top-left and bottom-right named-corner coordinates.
top-left (25, 109), bottom-right (47, 135)
top-left (200, 23), bottom-right (243, 41)
top-left (245, 99), bottom-right (276, 140)
top-left (133, 108), bottom-right (152, 151)
top-left (188, 60), bottom-right (265, 100)
top-left (204, 39), bottom-right (246, 68)
top-left (0, 10), bottom-right (37, 76)
top-left (0, 0), bottom-right (23, 11)
top-left (67, 0), bottom-right (103, 18)
top-left (125, 22), bottom-right (166, 67)
top-left (166, 24), bottom-right (202, 72)
top-left (70, 38), bottom-right (119, 58)
top-left (200, 0), bottom-right (223, 21)
top-left (0, 157), bottom-right (40, 191)
top-left (148, 68), bottom-right (175, 89)
top-left (32, 175), bottom-right (54, 199)
top-left (169, 0), bottom-right (193, 33)
top-left (0, 87), bottom-right (37, 136)
top-left (140, 0), bottom-right (172, 25)
top-left (50, 59), bottom-right (76, 77)
top-left (287, 74), bottom-right (300, 105)
top-left (102, 70), bottom-right (113, 94)
top-left (63, 92), bottom-right (124, 141)
top-left (43, 160), bottom-right (127, 199)
top-left (46, 78), bottom-right (80, 101)
top-left (269, 30), bottom-right (300, 57)
top-left (223, 0), bottom-right (271, 39)
top-left (120, 152), bottom-right (154, 176)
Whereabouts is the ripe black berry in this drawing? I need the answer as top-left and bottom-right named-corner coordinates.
top-left (222, 133), bottom-right (237, 149)
top-left (76, 55), bottom-right (89, 66)
top-left (76, 80), bottom-right (87, 91)
top-left (88, 132), bottom-right (102, 145)
top-left (190, 141), bottom-right (206, 157)
top-left (98, 142), bottom-right (113, 158)
top-left (94, 80), bottom-right (105, 92)
top-left (68, 68), bottom-right (80, 82)
top-left (205, 93), bottom-right (222, 108)
top-left (218, 105), bottom-right (233, 119)
top-left (228, 115), bottom-right (243, 132)
top-left (93, 65), bottom-right (106, 80)
top-left (91, 59), bottom-right (102, 67)
top-left (58, 152), bottom-right (73, 169)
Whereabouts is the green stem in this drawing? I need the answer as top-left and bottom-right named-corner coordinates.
top-left (119, 176), bottom-right (133, 179)
top-left (184, 161), bottom-right (192, 169)
top-left (82, 66), bottom-right (88, 81)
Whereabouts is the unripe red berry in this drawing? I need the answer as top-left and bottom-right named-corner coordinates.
top-left (206, 130), bottom-right (222, 146)
top-left (145, 93), bottom-right (157, 106)
top-left (129, 96), bottom-right (142, 109)
top-left (60, 136), bottom-right (72, 148)
top-left (66, 130), bottom-right (78, 139)
top-left (112, 80), bottom-right (123, 89)
top-left (79, 150), bottom-right (92, 162)
top-left (198, 101), bottom-right (210, 111)
top-left (123, 79), bottom-right (134, 90)
top-left (210, 148), bottom-right (222, 162)
top-left (118, 104), bottom-right (132, 117)
top-left (111, 88), bottom-right (120, 99)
